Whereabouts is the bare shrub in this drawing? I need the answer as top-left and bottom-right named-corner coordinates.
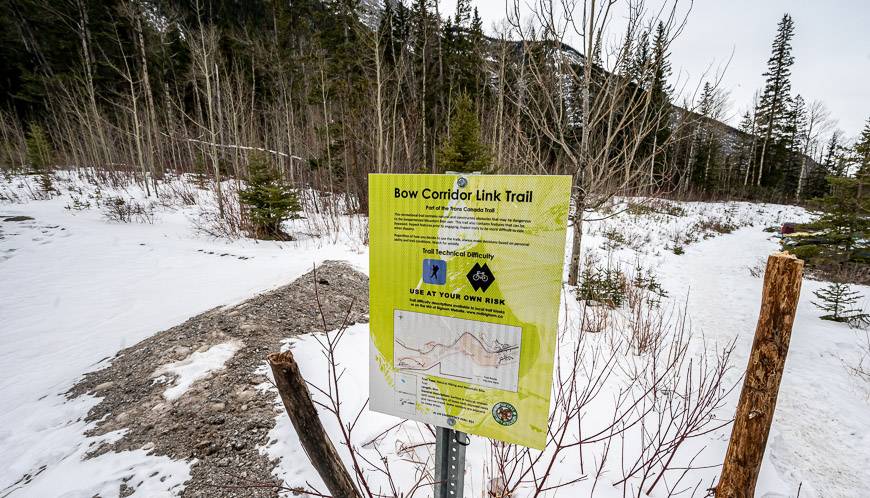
top-left (581, 301), bottom-right (610, 334)
top-left (616, 333), bottom-right (737, 495)
top-left (484, 298), bottom-right (737, 497)
top-left (190, 183), bottom-right (245, 239)
top-left (625, 296), bottom-right (669, 356)
top-left (850, 331), bottom-right (870, 388)
top-left (260, 280), bottom-right (740, 498)
top-left (748, 257), bottom-right (767, 278)
top-left (628, 199), bottom-right (687, 218)
top-left (691, 216), bottom-right (739, 236)
top-left (0, 181), bottom-right (22, 203)
top-left (102, 195), bottom-right (156, 224)
top-left (811, 262), bottom-right (870, 287)
top-left (157, 178), bottom-right (201, 208)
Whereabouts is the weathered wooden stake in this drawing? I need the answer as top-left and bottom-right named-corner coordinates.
top-left (267, 350), bottom-right (362, 498)
top-left (716, 252), bottom-right (803, 497)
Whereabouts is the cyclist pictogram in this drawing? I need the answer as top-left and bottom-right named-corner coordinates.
top-left (466, 262), bottom-right (495, 291)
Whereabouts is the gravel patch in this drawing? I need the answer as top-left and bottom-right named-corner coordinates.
top-left (67, 260), bottom-right (369, 496)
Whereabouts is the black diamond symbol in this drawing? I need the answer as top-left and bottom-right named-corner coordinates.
top-left (467, 263), bottom-right (495, 292)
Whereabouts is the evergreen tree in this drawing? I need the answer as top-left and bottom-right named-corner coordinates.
top-left (648, 22), bottom-right (673, 183)
top-left (815, 173), bottom-right (870, 259)
top-left (736, 110), bottom-right (757, 187)
top-left (442, 0), bottom-right (485, 99)
top-left (26, 123), bottom-right (52, 172)
top-left (821, 132), bottom-right (850, 177)
top-left (854, 117), bottom-right (870, 176)
top-left (410, 0), bottom-right (442, 168)
top-left (26, 123), bottom-right (54, 193)
top-left (778, 94), bottom-right (807, 195)
top-left (755, 13), bottom-right (796, 190)
top-left (690, 83), bottom-right (721, 191)
top-left (628, 29), bottom-right (650, 87)
top-left (239, 153), bottom-right (301, 240)
top-left (812, 282), bottom-right (869, 324)
top-left (379, 1), bottom-right (399, 66)
top-left (803, 132), bottom-right (839, 199)
top-left (437, 93), bottom-right (490, 173)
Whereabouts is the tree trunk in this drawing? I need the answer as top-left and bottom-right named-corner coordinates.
top-left (716, 252), bottom-right (804, 498)
top-left (567, 197), bottom-right (584, 286)
top-left (267, 350), bottom-right (362, 498)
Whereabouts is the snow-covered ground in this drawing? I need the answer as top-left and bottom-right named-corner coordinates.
top-left (0, 173), bottom-right (366, 496)
top-left (1, 174), bottom-right (868, 497)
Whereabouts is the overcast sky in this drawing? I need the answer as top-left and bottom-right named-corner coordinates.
top-left (442, 0), bottom-right (869, 138)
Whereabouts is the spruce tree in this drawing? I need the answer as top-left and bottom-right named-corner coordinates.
top-left (755, 14), bottom-right (795, 190)
top-left (803, 133), bottom-right (839, 199)
top-left (812, 282), bottom-right (869, 324)
top-left (648, 22), bottom-right (673, 183)
top-left (854, 117), bottom-right (870, 176)
top-left (26, 123), bottom-right (51, 172)
top-left (25, 123), bottom-right (54, 193)
top-left (628, 29), bottom-right (650, 87)
top-left (437, 93), bottom-right (490, 173)
top-left (779, 94), bottom-right (807, 195)
top-left (736, 110), bottom-right (757, 187)
top-left (690, 83), bottom-right (721, 191)
top-left (239, 153), bottom-right (301, 240)
top-left (379, 0), bottom-right (399, 66)
top-left (442, 0), bottom-right (485, 99)
top-left (815, 173), bottom-right (870, 259)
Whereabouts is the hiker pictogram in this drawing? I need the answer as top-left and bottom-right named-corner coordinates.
top-left (423, 259), bottom-right (447, 285)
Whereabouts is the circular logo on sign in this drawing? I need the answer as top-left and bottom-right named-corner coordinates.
top-left (492, 402), bottom-right (518, 426)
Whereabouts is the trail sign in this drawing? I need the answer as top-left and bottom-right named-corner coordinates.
top-left (369, 174), bottom-right (571, 449)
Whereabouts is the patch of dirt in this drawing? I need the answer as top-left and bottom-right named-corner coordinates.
top-left (67, 261), bottom-right (369, 497)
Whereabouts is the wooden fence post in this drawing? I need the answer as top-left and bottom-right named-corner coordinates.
top-left (716, 252), bottom-right (804, 497)
top-left (267, 350), bottom-right (362, 498)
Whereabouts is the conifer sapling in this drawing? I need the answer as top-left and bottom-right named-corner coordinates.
top-left (239, 152), bottom-right (301, 240)
top-left (812, 282), bottom-right (869, 325)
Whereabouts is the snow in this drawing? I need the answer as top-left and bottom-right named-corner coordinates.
top-left (260, 199), bottom-right (870, 497)
top-left (2, 174), bottom-right (869, 496)
top-left (0, 172), bottom-right (366, 496)
top-left (588, 199), bottom-right (870, 496)
top-left (153, 342), bottom-right (242, 401)
top-left (0, 393), bottom-right (191, 498)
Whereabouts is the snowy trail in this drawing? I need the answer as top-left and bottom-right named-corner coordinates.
top-left (659, 225), bottom-right (870, 497)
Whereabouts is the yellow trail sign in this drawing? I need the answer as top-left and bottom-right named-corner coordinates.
top-left (369, 174), bottom-right (571, 449)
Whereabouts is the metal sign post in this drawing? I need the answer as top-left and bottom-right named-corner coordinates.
top-left (434, 426), bottom-right (468, 498)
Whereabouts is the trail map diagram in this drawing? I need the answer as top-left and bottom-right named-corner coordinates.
top-left (394, 310), bottom-right (522, 392)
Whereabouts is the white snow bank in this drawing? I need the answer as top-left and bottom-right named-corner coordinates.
top-left (0, 394), bottom-right (190, 498)
top-left (154, 342), bottom-right (241, 401)
top-left (0, 172), bottom-right (367, 496)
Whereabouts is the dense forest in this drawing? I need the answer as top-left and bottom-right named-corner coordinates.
top-left (1, 0), bottom-right (867, 216)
